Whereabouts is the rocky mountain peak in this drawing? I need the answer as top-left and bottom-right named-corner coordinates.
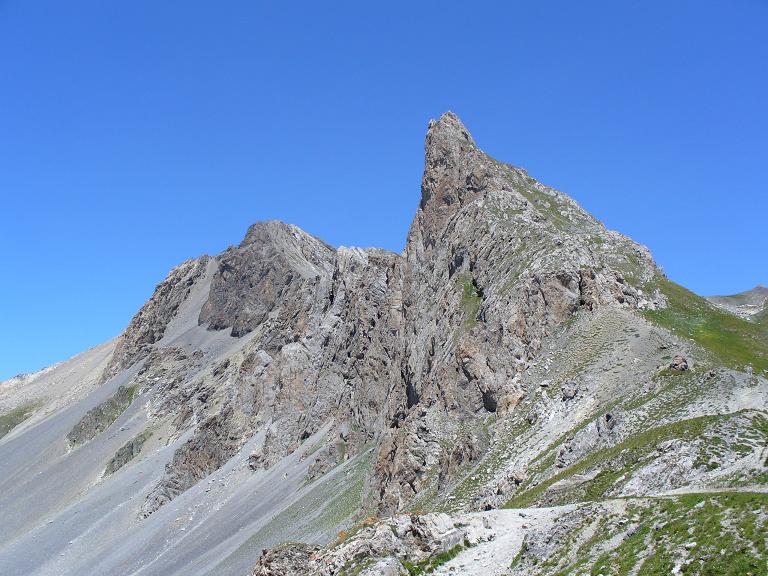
top-left (199, 220), bottom-right (335, 338)
top-left (426, 111), bottom-right (476, 147)
top-left (240, 220), bottom-right (331, 254)
top-left (419, 112), bottom-right (480, 213)
top-left (12, 113), bottom-right (765, 576)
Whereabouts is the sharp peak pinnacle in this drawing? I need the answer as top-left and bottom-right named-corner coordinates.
top-left (427, 111), bottom-right (475, 146)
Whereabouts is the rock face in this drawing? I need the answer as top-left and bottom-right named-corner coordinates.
top-left (371, 112), bottom-right (655, 512)
top-left (1, 112), bottom-right (764, 576)
top-left (251, 543), bottom-right (321, 576)
top-left (66, 384), bottom-right (138, 447)
top-left (104, 430), bottom-right (151, 475)
top-left (670, 354), bottom-right (689, 371)
top-left (199, 221), bottom-right (335, 338)
top-left (252, 513), bottom-right (469, 576)
top-left (101, 256), bottom-right (211, 382)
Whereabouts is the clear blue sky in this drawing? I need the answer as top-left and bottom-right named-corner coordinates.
top-left (1, 1), bottom-right (766, 379)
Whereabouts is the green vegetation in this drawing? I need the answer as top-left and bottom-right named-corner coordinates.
top-left (754, 414), bottom-right (768, 468)
top-left (510, 493), bottom-right (767, 575)
top-left (402, 541), bottom-right (470, 575)
top-left (503, 413), bottom-right (754, 508)
top-left (643, 276), bottom-right (768, 373)
top-left (331, 514), bottom-right (380, 549)
top-left (754, 301), bottom-right (768, 329)
top-left (590, 493), bottom-right (767, 576)
top-left (508, 536), bottom-right (528, 571)
top-left (432, 413), bottom-right (524, 513)
top-left (104, 428), bottom-right (153, 475)
top-left (458, 273), bottom-right (482, 328)
top-left (614, 251), bottom-right (645, 287)
top-left (67, 384), bottom-right (141, 446)
top-left (234, 449), bottom-right (374, 562)
top-left (512, 176), bottom-right (578, 231)
top-left (127, 384), bottom-right (139, 400)
top-left (338, 556), bottom-right (375, 576)
top-left (0, 401), bottom-right (40, 439)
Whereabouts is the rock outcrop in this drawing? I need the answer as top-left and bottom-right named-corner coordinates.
top-left (67, 384), bottom-right (138, 447)
top-left (199, 221), bottom-right (335, 338)
top-left (101, 256), bottom-right (211, 381)
top-left (251, 513), bottom-right (471, 576)
top-left (251, 543), bottom-right (321, 576)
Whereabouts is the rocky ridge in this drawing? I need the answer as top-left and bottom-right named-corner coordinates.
top-left (0, 113), bottom-right (765, 576)
top-left (707, 284), bottom-right (768, 319)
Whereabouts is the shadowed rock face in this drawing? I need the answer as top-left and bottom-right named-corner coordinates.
top-left (199, 221), bottom-right (335, 338)
top-left (142, 406), bottom-right (250, 517)
top-left (101, 256), bottom-right (211, 381)
top-left (105, 430), bottom-right (151, 475)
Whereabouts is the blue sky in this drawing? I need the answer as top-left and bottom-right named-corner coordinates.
top-left (1, 1), bottom-right (766, 379)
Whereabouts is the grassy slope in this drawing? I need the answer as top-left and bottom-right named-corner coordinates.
top-left (594, 492), bottom-right (767, 576)
top-left (502, 411), bottom-right (768, 509)
top-left (754, 301), bottom-right (768, 328)
top-left (643, 277), bottom-right (768, 373)
top-left (0, 402), bottom-right (40, 439)
top-left (499, 276), bottom-right (768, 510)
top-left (444, 276), bottom-right (768, 511)
top-left (512, 492), bottom-right (767, 576)
top-left (500, 279), bottom-right (768, 574)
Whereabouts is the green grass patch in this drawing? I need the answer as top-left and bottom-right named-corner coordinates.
top-left (510, 493), bottom-right (767, 575)
top-left (402, 541), bottom-right (469, 575)
top-left (0, 401), bottom-right (41, 439)
top-left (591, 493), bottom-right (767, 576)
top-left (67, 384), bottom-right (141, 447)
top-left (338, 556), bottom-right (375, 576)
top-left (503, 414), bottom-right (720, 508)
top-left (515, 181), bottom-right (575, 230)
top-left (104, 428), bottom-right (153, 475)
top-left (458, 273), bottom-right (482, 328)
top-left (643, 277), bottom-right (768, 373)
top-left (754, 302), bottom-right (768, 329)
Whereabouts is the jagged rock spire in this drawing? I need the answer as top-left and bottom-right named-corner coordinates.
top-left (408, 111), bottom-right (493, 257)
top-left (420, 112), bottom-right (478, 211)
top-left (426, 111), bottom-right (476, 149)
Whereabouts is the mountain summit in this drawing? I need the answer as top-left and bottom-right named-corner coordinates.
top-left (1, 114), bottom-right (765, 576)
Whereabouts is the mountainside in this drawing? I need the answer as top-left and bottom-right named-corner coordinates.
top-left (1, 113), bottom-right (765, 576)
top-left (707, 285), bottom-right (768, 320)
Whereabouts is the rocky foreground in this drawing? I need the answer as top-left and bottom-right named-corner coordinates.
top-left (1, 113), bottom-right (766, 576)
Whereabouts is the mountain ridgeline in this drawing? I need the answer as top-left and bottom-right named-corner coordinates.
top-left (0, 113), bottom-right (765, 576)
